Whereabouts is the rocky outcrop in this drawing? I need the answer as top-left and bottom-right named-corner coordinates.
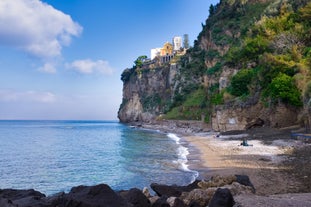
top-left (150, 180), bottom-right (200, 198)
top-left (212, 102), bottom-right (300, 131)
top-left (118, 64), bottom-right (177, 123)
top-left (0, 175), bottom-right (255, 207)
top-left (119, 188), bottom-right (151, 207)
top-left (0, 189), bottom-right (46, 207)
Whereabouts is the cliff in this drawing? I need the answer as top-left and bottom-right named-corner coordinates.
top-left (119, 0), bottom-right (311, 131)
top-left (118, 63), bottom-right (178, 123)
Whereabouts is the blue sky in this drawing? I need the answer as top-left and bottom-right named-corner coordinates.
top-left (0, 0), bottom-right (219, 120)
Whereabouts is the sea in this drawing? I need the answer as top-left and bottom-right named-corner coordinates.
top-left (0, 120), bottom-right (198, 195)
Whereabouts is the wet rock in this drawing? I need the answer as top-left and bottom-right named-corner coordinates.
top-left (62, 184), bottom-right (131, 207)
top-left (209, 188), bottom-right (235, 207)
top-left (150, 180), bottom-right (200, 197)
top-left (120, 188), bottom-right (151, 207)
top-left (151, 183), bottom-right (181, 197)
top-left (0, 189), bottom-right (46, 207)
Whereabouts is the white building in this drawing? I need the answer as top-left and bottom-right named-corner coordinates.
top-left (150, 48), bottom-right (161, 60)
top-left (172, 36), bottom-right (182, 51)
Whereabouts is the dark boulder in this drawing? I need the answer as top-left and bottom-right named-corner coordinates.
top-left (235, 175), bottom-right (255, 193)
top-left (0, 189), bottom-right (46, 207)
top-left (150, 180), bottom-right (200, 197)
top-left (62, 184), bottom-right (131, 207)
top-left (44, 192), bottom-right (66, 207)
top-left (119, 188), bottom-right (151, 207)
top-left (150, 184), bottom-right (181, 197)
top-left (208, 188), bottom-right (234, 207)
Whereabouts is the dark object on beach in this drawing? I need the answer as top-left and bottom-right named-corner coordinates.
top-left (208, 188), bottom-right (235, 207)
top-left (240, 138), bottom-right (253, 146)
top-left (119, 188), bottom-right (151, 207)
top-left (150, 180), bottom-right (200, 197)
top-left (62, 184), bottom-right (130, 207)
top-left (235, 175), bottom-right (256, 193)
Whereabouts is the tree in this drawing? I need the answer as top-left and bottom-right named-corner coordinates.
top-left (209, 4), bottom-right (216, 17)
top-left (134, 55), bottom-right (148, 68)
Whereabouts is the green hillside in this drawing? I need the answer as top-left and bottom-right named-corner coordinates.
top-left (164, 0), bottom-right (311, 123)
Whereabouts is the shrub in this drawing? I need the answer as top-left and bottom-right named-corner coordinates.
top-left (230, 69), bottom-right (255, 96)
top-left (240, 36), bottom-right (270, 61)
top-left (206, 62), bottom-right (222, 75)
top-left (265, 73), bottom-right (302, 106)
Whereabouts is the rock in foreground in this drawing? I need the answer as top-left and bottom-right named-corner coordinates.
top-left (0, 175), bottom-right (258, 207)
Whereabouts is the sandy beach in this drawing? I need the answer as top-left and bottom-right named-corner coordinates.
top-left (185, 133), bottom-right (295, 195)
top-left (183, 129), bottom-right (311, 206)
top-left (136, 121), bottom-right (311, 206)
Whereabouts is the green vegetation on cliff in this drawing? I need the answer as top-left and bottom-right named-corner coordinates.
top-left (119, 0), bottom-right (311, 125)
top-left (163, 0), bottom-right (311, 122)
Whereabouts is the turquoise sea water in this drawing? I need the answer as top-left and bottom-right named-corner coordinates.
top-left (0, 120), bottom-right (198, 195)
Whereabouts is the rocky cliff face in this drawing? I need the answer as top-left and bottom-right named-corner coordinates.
top-left (119, 0), bottom-right (310, 131)
top-left (118, 64), bottom-right (178, 123)
top-left (212, 101), bottom-right (300, 131)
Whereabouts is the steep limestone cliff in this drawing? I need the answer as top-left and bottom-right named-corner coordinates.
top-left (118, 63), bottom-right (178, 123)
top-left (119, 0), bottom-right (311, 131)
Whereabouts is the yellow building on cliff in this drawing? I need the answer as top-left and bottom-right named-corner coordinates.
top-left (150, 36), bottom-right (186, 64)
top-left (160, 42), bottom-right (173, 56)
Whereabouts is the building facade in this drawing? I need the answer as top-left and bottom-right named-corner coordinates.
top-left (173, 36), bottom-right (182, 51)
top-left (150, 35), bottom-right (187, 62)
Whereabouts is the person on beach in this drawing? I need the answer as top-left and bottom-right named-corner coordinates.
top-left (241, 138), bottom-right (253, 146)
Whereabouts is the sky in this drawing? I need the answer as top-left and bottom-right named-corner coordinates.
top-left (0, 0), bottom-right (219, 120)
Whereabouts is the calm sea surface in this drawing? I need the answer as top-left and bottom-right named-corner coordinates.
top-left (0, 120), bottom-right (197, 195)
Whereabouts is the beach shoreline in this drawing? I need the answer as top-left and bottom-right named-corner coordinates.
top-left (1, 120), bottom-right (311, 206)
top-left (135, 120), bottom-right (311, 205)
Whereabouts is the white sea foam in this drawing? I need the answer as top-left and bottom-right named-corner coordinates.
top-left (168, 133), bottom-right (180, 144)
top-left (168, 133), bottom-right (199, 182)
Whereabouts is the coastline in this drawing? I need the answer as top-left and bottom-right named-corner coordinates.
top-left (1, 120), bottom-right (311, 206)
top-left (136, 120), bottom-right (311, 206)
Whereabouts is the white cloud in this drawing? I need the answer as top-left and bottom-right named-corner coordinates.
top-left (38, 63), bottom-right (57, 74)
top-left (66, 59), bottom-right (114, 75)
top-left (0, 0), bottom-right (82, 59)
top-left (0, 89), bottom-right (56, 103)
